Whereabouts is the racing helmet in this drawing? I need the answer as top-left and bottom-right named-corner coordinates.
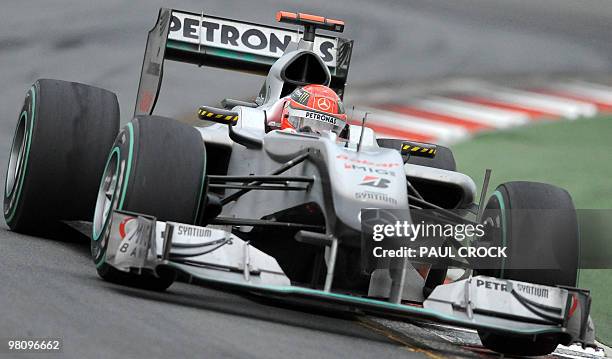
top-left (280, 85), bottom-right (349, 139)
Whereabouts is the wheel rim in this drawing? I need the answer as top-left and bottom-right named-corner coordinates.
top-left (92, 148), bottom-right (120, 241)
top-left (5, 111), bottom-right (28, 197)
top-left (478, 191), bottom-right (506, 277)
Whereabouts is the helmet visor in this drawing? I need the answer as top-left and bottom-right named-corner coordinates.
top-left (287, 108), bottom-right (346, 136)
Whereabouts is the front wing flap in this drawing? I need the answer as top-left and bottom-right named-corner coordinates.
top-left (104, 210), bottom-right (289, 287)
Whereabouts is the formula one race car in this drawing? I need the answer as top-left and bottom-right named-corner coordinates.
top-left (3, 8), bottom-right (595, 356)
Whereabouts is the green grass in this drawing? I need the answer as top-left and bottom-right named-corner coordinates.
top-left (451, 116), bottom-right (612, 345)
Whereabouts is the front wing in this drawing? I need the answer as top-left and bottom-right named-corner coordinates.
top-left (104, 210), bottom-right (595, 347)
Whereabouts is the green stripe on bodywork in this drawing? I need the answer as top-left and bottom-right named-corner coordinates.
top-left (492, 190), bottom-right (507, 278)
top-left (165, 40), bottom-right (339, 75)
top-left (166, 261), bottom-right (566, 337)
top-left (5, 87), bottom-right (36, 223)
top-left (209, 48), bottom-right (261, 62)
top-left (166, 40), bottom-right (276, 66)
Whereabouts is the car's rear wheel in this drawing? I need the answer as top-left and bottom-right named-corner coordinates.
top-left (4, 79), bottom-right (119, 233)
top-left (476, 181), bottom-right (578, 356)
top-left (91, 116), bottom-right (207, 291)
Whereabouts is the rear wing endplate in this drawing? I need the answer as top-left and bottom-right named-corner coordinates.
top-left (135, 8), bottom-right (354, 116)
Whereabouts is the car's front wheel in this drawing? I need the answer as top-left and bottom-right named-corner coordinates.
top-left (91, 116), bottom-right (207, 291)
top-left (476, 181), bottom-right (579, 356)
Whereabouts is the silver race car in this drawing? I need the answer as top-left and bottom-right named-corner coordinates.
top-left (3, 8), bottom-right (595, 356)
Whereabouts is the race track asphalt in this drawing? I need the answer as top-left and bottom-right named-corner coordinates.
top-left (0, 228), bottom-right (412, 358)
top-left (1, 1), bottom-right (611, 357)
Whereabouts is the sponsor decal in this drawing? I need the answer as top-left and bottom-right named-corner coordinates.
top-left (115, 216), bottom-right (149, 259)
top-left (317, 97), bottom-right (331, 111)
top-left (139, 91), bottom-right (154, 113)
top-left (303, 110), bottom-right (337, 125)
top-left (176, 224), bottom-right (212, 238)
top-left (476, 279), bottom-right (509, 292)
top-left (569, 294), bottom-right (579, 317)
top-left (291, 87), bottom-right (310, 105)
top-left (516, 283), bottom-right (549, 298)
top-left (289, 109), bottom-right (338, 125)
top-left (339, 154), bottom-right (401, 178)
top-left (336, 154), bottom-right (402, 168)
top-left (347, 164), bottom-right (396, 176)
top-left (355, 190), bottom-right (398, 205)
top-left (169, 12), bottom-right (338, 66)
top-left (360, 175), bottom-right (391, 188)
top-left (118, 216), bottom-right (138, 241)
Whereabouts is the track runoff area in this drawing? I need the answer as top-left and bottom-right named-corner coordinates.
top-left (350, 82), bottom-right (612, 358)
top-left (351, 80), bottom-right (612, 145)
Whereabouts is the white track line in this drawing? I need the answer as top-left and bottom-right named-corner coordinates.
top-left (412, 96), bottom-right (529, 128)
top-left (568, 80), bottom-right (612, 95)
top-left (473, 86), bottom-right (598, 119)
top-left (356, 107), bottom-right (469, 143)
top-left (551, 82), bottom-right (612, 103)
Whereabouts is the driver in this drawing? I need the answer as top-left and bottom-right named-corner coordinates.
top-left (266, 84), bottom-right (349, 140)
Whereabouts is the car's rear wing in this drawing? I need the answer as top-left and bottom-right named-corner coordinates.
top-left (135, 8), bottom-right (354, 116)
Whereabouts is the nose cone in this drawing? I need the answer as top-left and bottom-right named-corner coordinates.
top-left (326, 146), bottom-right (408, 237)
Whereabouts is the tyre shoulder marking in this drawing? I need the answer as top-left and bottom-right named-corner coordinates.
top-left (5, 86), bottom-right (36, 223)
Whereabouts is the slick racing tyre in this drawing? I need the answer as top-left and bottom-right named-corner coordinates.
top-left (478, 181), bottom-right (578, 286)
top-left (477, 181), bottom-right (579, 356)
top-left (376, 138), bottom-right (456, 171)
top-left (479, 332), bottom-right (561, 357)
top-left (91, 116), bottom-right (206, 291)
top-left (4, 79), bottom-right (119, 234)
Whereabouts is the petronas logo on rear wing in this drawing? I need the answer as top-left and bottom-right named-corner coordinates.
top-left (169, 11), bottom-right (339, 67)
top-left (135, 8), bottom-right (353, 117)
